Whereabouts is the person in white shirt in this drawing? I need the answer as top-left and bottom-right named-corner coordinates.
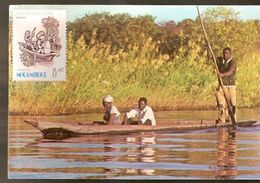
top-left (123, 97), bottom-right (156, 126)
top-left (102, 95), bottom-right (121, 125)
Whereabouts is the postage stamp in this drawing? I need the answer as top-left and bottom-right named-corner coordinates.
top-left (12, 9), bottom-right (67, 81)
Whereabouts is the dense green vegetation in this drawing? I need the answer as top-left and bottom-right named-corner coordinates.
top-left (9, 7), bottom-right (260, 115)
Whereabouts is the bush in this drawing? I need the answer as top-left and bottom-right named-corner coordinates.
top-left (9, 7), bottom-right (260, 115)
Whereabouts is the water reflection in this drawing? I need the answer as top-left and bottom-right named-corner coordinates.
top-left (125, 133), bottom-right (156, 176)
top-left (99, 133), bottom-right (157, 177)
top-left (140, 135), bottom-right (156, 175)
top-left (102, 137), bottom-right (122, 177)
top-left (216, 127), bottom-right (237, 179)
top-left (8, 110), bottom-right (260, 179)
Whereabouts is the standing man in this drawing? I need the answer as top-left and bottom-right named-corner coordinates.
top-left (209, 47), bottom-right (237, 124)
top-left (123, 97), bottom-right (156, 126)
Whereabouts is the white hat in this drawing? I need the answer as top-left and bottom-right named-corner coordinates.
top-left (103, 95), bottom-right (114, 103)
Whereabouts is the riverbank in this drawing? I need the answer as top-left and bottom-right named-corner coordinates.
top-left (9, 107), bottom-right (260, 117)
top-left (8, 106), bottom-right (213, 116)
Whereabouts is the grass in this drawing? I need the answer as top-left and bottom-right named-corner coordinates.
top-left (9, 32), bottom-right (260, 115)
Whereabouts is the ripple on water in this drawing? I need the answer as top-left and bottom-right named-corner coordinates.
top-left (8, 172), bottom-right (105, 179)
top-left (8, 111), bottom-right (260, 179)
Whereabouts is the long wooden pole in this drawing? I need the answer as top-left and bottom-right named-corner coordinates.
top-left (196, 6), bottom-right (237, 126)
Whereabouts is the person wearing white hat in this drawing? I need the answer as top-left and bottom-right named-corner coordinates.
top-left (102, 95), bottom-right (121, 125)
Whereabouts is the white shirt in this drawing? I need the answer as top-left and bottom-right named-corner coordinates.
top-left (126, 106), bottom-right (156, 126)
top-left (110, 105), bottom-right (120, 117)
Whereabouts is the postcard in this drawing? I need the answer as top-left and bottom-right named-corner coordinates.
top-left (8, 5), bottom-right (260, 180)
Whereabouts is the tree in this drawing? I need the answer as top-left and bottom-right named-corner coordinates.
top-left (193, 7), bottom-right (258, 57)
top-left (68, 13), bottom-right (160, 53)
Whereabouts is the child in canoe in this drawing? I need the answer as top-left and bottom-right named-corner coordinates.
top-left (102, 95), bottom-right (121, 125)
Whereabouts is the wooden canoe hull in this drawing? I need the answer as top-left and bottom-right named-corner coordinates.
top-left (19, 42), bottom-right (59, 62)
top-left (24, 120), bottom-right (259, 139)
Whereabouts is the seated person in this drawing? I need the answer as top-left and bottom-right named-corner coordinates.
top-left (123, 97), bottom-right (156, 126)
top-left (102, 95), bottom-right (121, 125)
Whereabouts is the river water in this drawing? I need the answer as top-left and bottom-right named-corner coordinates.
top-left (8, 109), bottom-right (260, 180)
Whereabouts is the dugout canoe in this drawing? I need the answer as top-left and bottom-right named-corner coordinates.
top-left (19, 42), bottom-right (59, 63)
top-left (24, 119), bottom-right (259, 139)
